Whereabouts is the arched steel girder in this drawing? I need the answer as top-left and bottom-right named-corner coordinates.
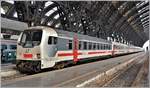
top-left (143, 24), bottom-right (149, 29)
top-left (123, 4), bottom-right (148, 26)
top-left (138, 6), bottom-right (149, 14)
top-left (1, 1), bottom-right (16, 19)
top-left (119, 20), bottom-right (146, 43)
top-left (128, 12), bottom-right (149, 23)
top-left (50, 19), bottom-right (61, 27)
top-left (137, 1), bottom-right (149, 11)
top-left (121, 23), bottom-right (132, 36)
top-left (41, 3), bottom-right (58, 17)
top-left (107, 2), bottom-right (123, 33)
top-left (112, 1), bottom-right (125, 8)
top-left (140, 13), bottom-right (149, 20)
top-left (123, 3), bottom-right (149, 19)
top-left (130, 11), bottom-right (149, 26)
top-left (108, 11), bottom-right (122, 26)
top-left (42, 10), bottom-right (60, 25)
top-left (142, 20), bottom-right (149, 25)
top-left (1, 1), bottom-right (148, 46)
top-left (118, 2), bottom-right (137, 15)
top-left (111, 1), bottom-right (148, 46)
top-left (141, 16), bottom-right (149, 22)
top-left (113, 8), bottom-right (147, 42)
top-left (143, 22), bottom-right (149, 27)
top-left (4, 5), bottom-right (15, 17)
top-left (110, 2), bottom-right (137, 32)
top-left (123, 2), bottom-right (149, 24)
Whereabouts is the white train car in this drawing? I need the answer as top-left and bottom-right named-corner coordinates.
top-left (16, 26), bottom-right (143, 72)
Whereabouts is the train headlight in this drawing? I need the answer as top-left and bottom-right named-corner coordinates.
top-left (37, 53), bottom-right (41, 59)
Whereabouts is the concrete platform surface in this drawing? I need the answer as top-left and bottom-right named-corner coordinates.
top-left (2, 52), bottom-right (145, 87)
top-left (1, 63), bottom-right (18, 77)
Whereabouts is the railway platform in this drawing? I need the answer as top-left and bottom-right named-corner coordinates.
top-left (84, 52), bottom-right (149, 87)
top-left (1, 63), bottom-right (18, 77)
top-left (2, 52), bottom-right (148, 87)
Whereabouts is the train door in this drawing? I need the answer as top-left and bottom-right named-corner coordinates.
top-left (47, 36), bottom-right (57, 57)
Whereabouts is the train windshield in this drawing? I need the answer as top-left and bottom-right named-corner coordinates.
top-left (19, 30), bottom-right (42, 47)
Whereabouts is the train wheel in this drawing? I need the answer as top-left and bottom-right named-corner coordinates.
top-left (32, 63), bottom-right (41, 73)
top-left (54, 62), bottom-right (65, 69)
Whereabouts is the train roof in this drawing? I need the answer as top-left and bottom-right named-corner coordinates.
top-left (33, 26), bottom-right (111, 44)
top-left (55, 29), bottom-right (111, 44)
top-left (27, 26), bottom-right (111, 44)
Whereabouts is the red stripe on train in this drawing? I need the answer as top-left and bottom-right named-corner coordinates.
top-left (88, 51), bottom-right (106, 54)
top-left (58, 53), bottom-right (82, 56)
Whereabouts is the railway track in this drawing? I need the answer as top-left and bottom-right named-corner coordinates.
top-left (103, 56), bottom-right (148, 87)
top-left (85, 52), bottom-right (148, 87)
top-left (131, 55), bottom-right (149, 87)
top-left (54, 52), bottom-right (145, 87)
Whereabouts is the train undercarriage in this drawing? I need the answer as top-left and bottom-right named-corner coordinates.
top-left (16, 60), bottom-right (41, 73)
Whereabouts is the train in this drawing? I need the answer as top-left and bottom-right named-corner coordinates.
top-left (1, 39), bottom-right (17, 63)
top-left (16, 26), bottom-right (143, 72)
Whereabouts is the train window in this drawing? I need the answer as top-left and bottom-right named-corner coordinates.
top-left (32, 31), bottom-right (42, 42)
top-left (105, 44), bottom-right (107, 50)
top-left (21, 33), bottom-right (27, 43)
top-left (101, 44), bottom-right (103, 50)
top-left (10, 45), bottom-right (17, 50)
top-left (99, 44), bottom-right (101, 50)
top-left (104, 44), bottom-right (106, 50)
top-left (54, 37), bottom-right (57, 44)
top-left (1, 45), bottom-right (7, 50)
top-left (97, 43), bottom-right (99, 49)
top-left (100, 44), bottom-right (102, 50)
top-left (48, 37), bottom-right (52, 44)
top-left (106, 44), bottom-right (109, 50)
top-left (93, 43), bottom-right (96, 50)
top-left (108, 45), bottom-right (110, 50)
top-left (95, 43), bottom-right (97, 50)
top-left (103, 44), bottom-right (105, 50)
top-left (48, 37), bottom-right (57, 44)
top-left (79, 41), bottom-right (82, 50)
top-left (89, 42), bottom-right (92, 50)
top-left (20, 30), bottom-right (43, 47)
top-left (107, 45), bottom-right (109, 50)
top-left (68, 40), bottom-right (72, 49)
top-left (109, 45), bottom-right (111, 50)
top-left (83, 42), bottom-right (87, 50)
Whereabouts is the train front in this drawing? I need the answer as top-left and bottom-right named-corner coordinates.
top-left (16, 28), bottom-right (43, 73)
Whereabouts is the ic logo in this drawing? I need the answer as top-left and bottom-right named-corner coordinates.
top-left (25, 49), bottom-right (30, 53)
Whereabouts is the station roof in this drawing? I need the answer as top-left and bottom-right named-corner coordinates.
top-left (1, 1), bottom-right (149, 47)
